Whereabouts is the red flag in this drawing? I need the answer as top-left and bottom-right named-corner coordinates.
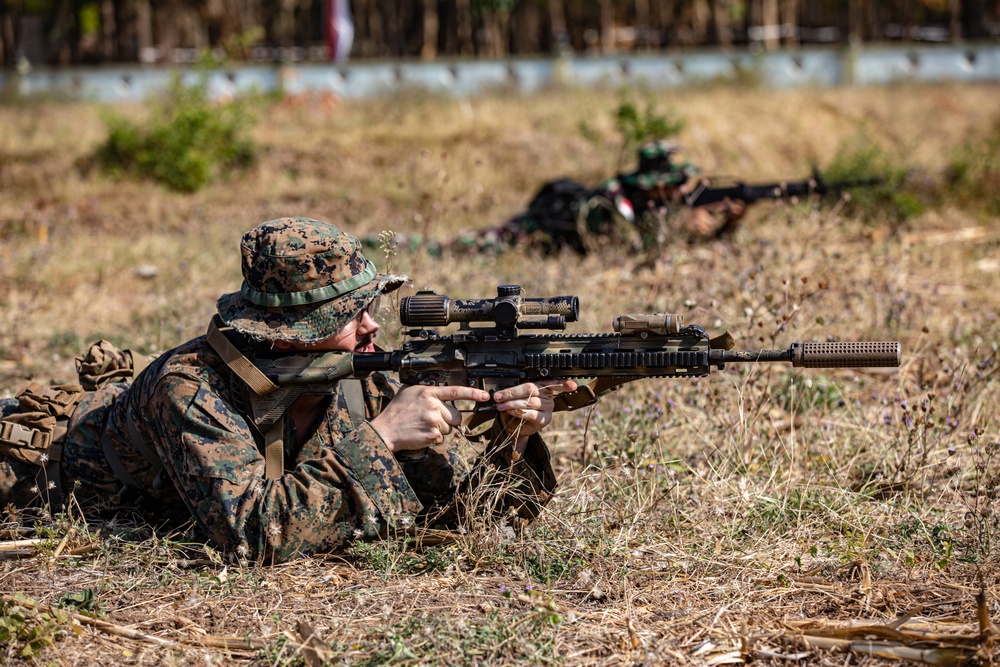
top-left (325, 0), bottom-right (355, 62)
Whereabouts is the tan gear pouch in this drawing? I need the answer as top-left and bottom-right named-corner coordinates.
top-left (75, 339), bottom-right (152, 390)
top-left (0, 382), bottom-right (85, 466)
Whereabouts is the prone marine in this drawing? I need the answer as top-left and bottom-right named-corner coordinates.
top-left (0, 217), bottom-right (575, 562)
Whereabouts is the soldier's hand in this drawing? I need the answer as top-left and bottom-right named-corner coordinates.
top-left (493, 380), bottom-right (578, 447)
top-left (725, 199), bottom-right (747, 220)
top-left (372, 385), bottom-right (490, 452)
top-left (682, 208), bottom-right (718, 237)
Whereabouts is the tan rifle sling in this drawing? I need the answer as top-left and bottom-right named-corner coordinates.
top-left (205, 316), bottom-right (283, 479)
top-left (340, 377), bottom-right (367, 428)
top-left (205, 316), bottom-right (366, 480)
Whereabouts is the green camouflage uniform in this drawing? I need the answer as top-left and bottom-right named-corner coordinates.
top-left (448, 179), bottom-right (592, 255)
top-left (1, 217), bottom-right (556, 562)
top-left (582, 141), bottom-right (700, 249)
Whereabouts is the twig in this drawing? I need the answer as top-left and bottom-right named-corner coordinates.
top-left (1, 594), bottom-right (270, 651)
top-left (800, 635), bottom-right (974, 666)
top-left (189, 635), bottom-right (269, 651)
top-left (0, 538), bottom-right (46, 551)
top-left (51, 527), bottom-right (77, 559)
top-left (0, 548), bottom-right (37, 560)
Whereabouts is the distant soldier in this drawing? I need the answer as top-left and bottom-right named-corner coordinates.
top-left (449, 140), bottom-right (746, 256)
top-left (450, 178), bottom-right (592, 255)
top-left (581, 140), bottom-right (698, 250)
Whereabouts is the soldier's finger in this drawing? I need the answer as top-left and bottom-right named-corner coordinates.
top-left (429, 385), bottom-right (491, 403)
top-left (497, 395), bottom-right (549, 413)
top-left (495, 380), bottom-right (577, 403)
top-left (439, 401), bottom-right (463, 427)
top-left (535, 379), bottom-right (578, 394)
top-left (493, 384), bottom-right (540, 403)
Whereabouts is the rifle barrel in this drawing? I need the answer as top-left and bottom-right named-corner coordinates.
top-left (687, 176), bottom-right (884, 208)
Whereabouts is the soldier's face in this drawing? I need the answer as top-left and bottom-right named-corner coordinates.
top-left (274, 309), bottom-right (380, 353)
top-left (324, 309), bottom-right (380, 352)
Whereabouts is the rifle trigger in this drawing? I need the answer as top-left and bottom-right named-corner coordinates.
top-left (709, 331), bottom-right (736, 350)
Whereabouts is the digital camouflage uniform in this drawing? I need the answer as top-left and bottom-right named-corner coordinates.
top-left (0, 217), bottom-right (556, 562)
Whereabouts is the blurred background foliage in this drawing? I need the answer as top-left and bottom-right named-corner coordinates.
top-left (1, 0), bottom-right (997, 69)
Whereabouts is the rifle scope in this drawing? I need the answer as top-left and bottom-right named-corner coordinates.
top-left (399, 285), bottom-right (580, 330)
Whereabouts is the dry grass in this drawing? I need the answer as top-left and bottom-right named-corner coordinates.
top-left (1, 81), bottom-right (1000, 666)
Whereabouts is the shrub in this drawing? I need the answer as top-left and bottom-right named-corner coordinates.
top-left (95, 73), bottom-right (259, 193)
top-left (578, 89), bottom-right (686, 170)
top-left (946, 116), bottom-right (1000, 216)
top-left (0, 594), bottom-right (74, 659)
top-left (822, 133), bottom-right (924, 222)
top-left (612, 90), bottom-right (686, 168)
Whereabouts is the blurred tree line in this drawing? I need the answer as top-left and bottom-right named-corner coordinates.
top-left (1, 0), bottom-right (997, 69)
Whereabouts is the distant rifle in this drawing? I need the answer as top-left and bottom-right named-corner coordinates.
top-left (248, 285), bottom-right (900, 429)
top-left (683, 169), bottom-right (884, 209)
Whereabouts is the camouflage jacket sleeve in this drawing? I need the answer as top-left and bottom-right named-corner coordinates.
top-left (139, 371), bottom-right (424, 562)
top-left (133, 361), bottom-right (556, 562)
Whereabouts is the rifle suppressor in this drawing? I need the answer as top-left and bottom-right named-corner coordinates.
top-left (712, 341), bottom-right (900, 368)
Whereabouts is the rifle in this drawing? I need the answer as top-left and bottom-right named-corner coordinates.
top-left (248, 285), bottom-right (900, 429)
top-left (683, 170), bottom-right (883, 209)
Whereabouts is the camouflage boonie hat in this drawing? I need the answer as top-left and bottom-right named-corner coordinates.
top-left (637, 140), bottom-right (681, 170)
top-left (217, 217), bottom-right (407, 343)
top-left (628, 140), bottom-right (698, 189)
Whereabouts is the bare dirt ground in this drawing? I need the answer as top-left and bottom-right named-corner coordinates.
top-left (1, 81), bottom-right (999, 666)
